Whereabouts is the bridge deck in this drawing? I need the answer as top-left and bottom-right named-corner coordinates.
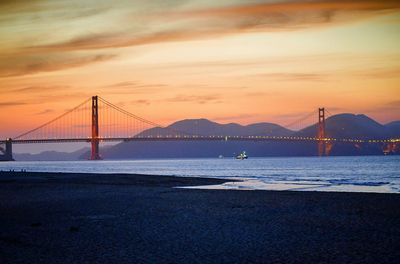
top-left (1, 136), bottom-right (399, 144)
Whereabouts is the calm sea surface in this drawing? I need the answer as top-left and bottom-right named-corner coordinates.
top-left (0, 156), bottom-right (399, 193)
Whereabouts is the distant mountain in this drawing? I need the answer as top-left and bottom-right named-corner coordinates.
top-left (15, 115), bottom-right (399, 160)
top-left (294, 114), bottom-right (398, 156)
top-left (139, 118), bottom-right (292, 137)
top-left (386, 121), bottom-right (400, 137)
top-left (101, 115), bottom-right (399, 159)
top-left (102, 119), bottom-right (295, 159)
top-left (15, 147), bottom-right (89, 161)
top-left (296, 114), bottom-right (392, 139)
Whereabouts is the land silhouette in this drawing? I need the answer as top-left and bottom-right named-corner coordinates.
top-left (14, 113), bottom-right (400, 161)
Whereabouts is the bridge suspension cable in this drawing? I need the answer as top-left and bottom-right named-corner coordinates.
top-left (14, 98), bottom-right (92, 140)
top-left (97, 96), bottom-right (194, 138)
top-left (11, 94), bottom-right (334, 142)
top-left (279, 110), bottom-right (316, 131)
top-left (8, 96), bottom-right (398, 145)
top-left (12, 95), bottom-right (200, 142)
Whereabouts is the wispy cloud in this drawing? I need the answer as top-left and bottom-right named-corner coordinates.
top-left (99, 81), bottom-right (167, 95)
top-left (253, 72), bottom-right (327, 82)
top-left (166, 94), bottom-right (223, 104)
top-left (104, 81), bottom-right (138, 88)
top-left (376, 100), bottom-right (400, 111)
top-left (353, 67), bottom-right (400, 79)
top-left (35, 109), bottom-right (54, 115)
top-left (131, 99), bottom-right (151, 105)
top-left (12, 85), bottom-right (70, 93)
top-left (2, 0), bottom-right (399, 78)
top-left (0, 101), bottom-right (26, 108)
top-left (173, 1), bottom-right (400, 19)
top-left (103, 81), bottom-right (168, 89)
top-left (213, 114), bottom-right (261, 123)
top-left (245, 91), bottom-right (281, 97)
top-left (0, 53), bottom-right (115, 78)
top-left (361, 100), bottom-right (400, 123)
top-left (25, 0), bottom-right (400, 53)
top-left (34, 92), bottom-right (91, 104)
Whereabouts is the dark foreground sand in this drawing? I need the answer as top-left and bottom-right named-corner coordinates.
top-left (0, 172), bottom-right (399, 264)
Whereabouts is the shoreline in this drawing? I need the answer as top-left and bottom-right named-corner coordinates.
top-left (1, 171), bottom-right (400, 263)
top-left (1, 170), bottom-right (398, 194)
top-left (0, 171), bottom-right (235, 188)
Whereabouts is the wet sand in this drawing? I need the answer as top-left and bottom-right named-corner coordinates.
top-left (1, 171), bottom-right (399, 263)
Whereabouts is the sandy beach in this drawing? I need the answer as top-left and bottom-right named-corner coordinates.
top-left (0, 171), bottom-right (399, 263)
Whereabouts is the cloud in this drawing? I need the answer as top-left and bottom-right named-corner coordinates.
top-left (0, 53), bottom-right (116, 78)
top-left (212, 114), bottom-right (260, 122)
top-left (131, 99), bottom-right (151, 105)
top-left (0, 0), bottom-right (106, 24)
top-left (166, 94), bottom-right (222, 104)
top-left (35, 109), bottom-right (54, 115)
top-left (99, 81), bottom-right (167, 95)
top-left (174, 1), bottom-right (400, 18)
top-left (0, 0), bottom-right (41, 11)
top-left (104, 81), bottom-right (138, 88)
top-left (27, 30), bottom-right (211, 52)
top-left (387, 100), bottom-right (400, 107)
top-left (324, 107), bottom-right (346, 114)
top-left (2, 1), bottom-right (399, 78)
top-left (377, 100), bottom-right (400, 112)
top-left (353, 67), bottom-right (400, 79)
top-left (25, 0), bottom-right (400, 52)
top-left (12, 85), bottom-right (70, 93)
top-left (0, 101), bottom-right (26, 108)
top-left (245, 91), bottom-right (281, 97)
top-left (103, 81), bottom-right (168, 89)
top-left (34, 92), bottom-right (91, 105)
top-left (361, 100), bottom-right (400, 122)
top-left (254, 72), bottom-right (327, 82)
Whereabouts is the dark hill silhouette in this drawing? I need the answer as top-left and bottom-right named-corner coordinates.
top-left (15, 147), bottom-right (90, 161)
top-left (14, 114), bottom-right (399, 160)
top-left (386, 121), bottom-right (400, 137)
top-left (294, 114), bottom-right (395, 156)
top-left (295, 114), bottom-right (392, 139)
top-left (139, 118), bottom-right (292, 137)
top-left (100, 115), bottom-right (399, 159)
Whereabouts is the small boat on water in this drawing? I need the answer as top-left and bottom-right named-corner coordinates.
top-left (235, 151), bottom-right (248, 160)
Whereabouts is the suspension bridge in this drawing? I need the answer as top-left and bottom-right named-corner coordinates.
top-left (1, 96), bottom-right (399, 161)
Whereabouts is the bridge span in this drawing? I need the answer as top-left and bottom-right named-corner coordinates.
top-left (1, 96), bottom-right (399, 161)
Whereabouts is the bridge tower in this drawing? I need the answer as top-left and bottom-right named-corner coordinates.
top-left (5, 138), bottom-right (13, 161)
top-left (317, 108), bottom-right (326, 156)
top-left (91, 96), bottom-right (101, 160)
top-left (0, 138), bottom-right (14, 161)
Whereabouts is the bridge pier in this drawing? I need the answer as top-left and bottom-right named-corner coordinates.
top-left (383, 142), bottom-right (399, 155)
top-left (0, 138), bottom-right (14, 161)
top-left (91, 96), bottom-right (101, 160)
top-left (91, 139), bottom-right (100, 160)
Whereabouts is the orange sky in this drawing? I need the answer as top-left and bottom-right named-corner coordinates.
top-left (1, 0), bottom-right (400, 140)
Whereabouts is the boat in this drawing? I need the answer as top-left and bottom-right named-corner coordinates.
top-left (235, 151), bottom-right (248, 160)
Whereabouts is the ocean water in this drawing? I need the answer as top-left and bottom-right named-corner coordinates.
top-left (0, 156), bottom-right (399, 193)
